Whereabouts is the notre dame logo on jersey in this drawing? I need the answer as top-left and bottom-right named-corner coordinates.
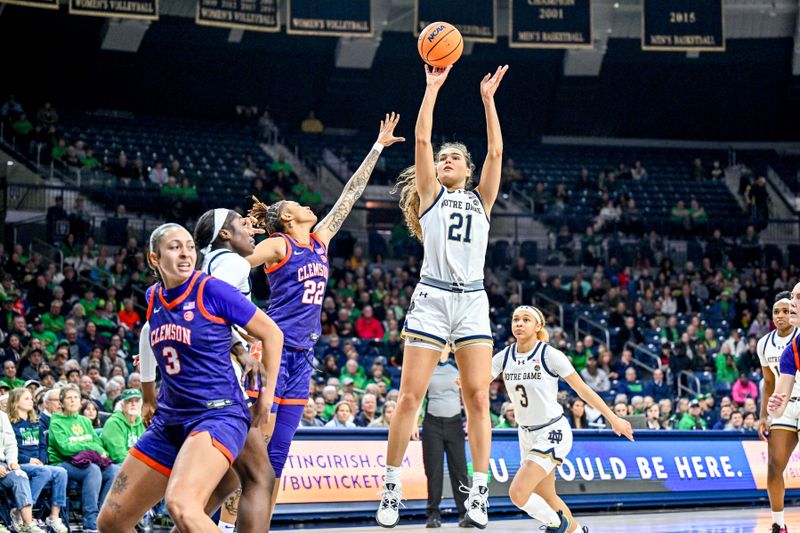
top-left (547, 429), bottom-right (563, 445)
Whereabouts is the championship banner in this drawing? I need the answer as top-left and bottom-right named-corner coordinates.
top-left (287, 0), bottom-right (372, 37)
top-left (0, 0), bottom-right (58, 10)
top-left (414, 0), bottom-right (496, 43)
top-left (68, 0), bottom-right (158, 20)
top-left (509, 0), bottom-right (592, 49)
top-left (195, 0), bottom-right (280, 33)
top-left (642, 0), bottom-right (725, 52)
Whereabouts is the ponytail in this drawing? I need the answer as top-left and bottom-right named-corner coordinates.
top-left (393, 166), bottom-right (423, 241)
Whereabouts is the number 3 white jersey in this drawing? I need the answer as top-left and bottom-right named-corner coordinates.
top-left (758, 328), bottom-right (800, 397)
top-left (492, 342), bottom-right (575, 427)
top-left (420, 187), bottom-right (490, 284)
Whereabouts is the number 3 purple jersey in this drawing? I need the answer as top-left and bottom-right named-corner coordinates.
top-left (145, 271), bottom-right (258, 423)
top-left (265, 233), bottom-right (329, 350)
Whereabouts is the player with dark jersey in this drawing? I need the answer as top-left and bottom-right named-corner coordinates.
top-left (246, 112), bottom-right (403, 525)
top-left (96, 223), bottom-right (282, 533)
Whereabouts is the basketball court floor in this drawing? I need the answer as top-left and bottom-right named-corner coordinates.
top-left (284, 507), bottom-right (800, 532)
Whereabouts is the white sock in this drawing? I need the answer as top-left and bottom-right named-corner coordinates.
top-left (385, 465), bottom-right (401, 486)
top-left (218, 520), bottom-right (236, 533)
top-left (472, 471), bottom-right (488, 488)
top-left (521, 493), bottom-right (560, 528)
top-left (773, 511), bottom-right (785, 527)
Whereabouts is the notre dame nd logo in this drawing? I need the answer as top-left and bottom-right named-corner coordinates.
top-left (72, 424), bottom-right (84, 436)
top-left (547, 429), bottom-right (563, 445)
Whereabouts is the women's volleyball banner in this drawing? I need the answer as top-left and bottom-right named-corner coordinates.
top-left (286, 0), bottom-right (372, 37)
top-left (68, 0), bottom-right (158, 20)
top-left (414, 0), bottom-right (496, 43)
top-left (195, 0), bottom-right (279, 32)
top-left (0, 0), bottom-right (58, 10)
top-left (275, 430), bottom-right (800, 515)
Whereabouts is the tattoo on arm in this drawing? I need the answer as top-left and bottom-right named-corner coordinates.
top-left (320, 149), bottom-right (380, 234)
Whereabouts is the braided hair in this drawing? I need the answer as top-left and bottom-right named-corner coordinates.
top-left (248, 196), bottom-right (288, 235)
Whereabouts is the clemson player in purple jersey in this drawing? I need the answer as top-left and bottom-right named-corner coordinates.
top-left (246, 112), bottom-right (403, 524)
top-left (96, 223), bottom-right (282, 533)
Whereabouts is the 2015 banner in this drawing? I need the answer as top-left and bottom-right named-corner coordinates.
top-left (287, 0), bottom-right (372, 37)
top-left (195, 0), bottom-right (280, 33)
top-left (642, 0), bottom-right (724, 52)
top-left (68, 0), bottom-right (158, 20)
top-left (0, 0), bottom-right (58, 10)
top-left (509, 0), bottom-right (592, 49)
top-left (414, 0), bottom-right (496, 43)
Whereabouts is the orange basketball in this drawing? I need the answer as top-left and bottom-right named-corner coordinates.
top-left (418, 21), bottom-right (463, 68)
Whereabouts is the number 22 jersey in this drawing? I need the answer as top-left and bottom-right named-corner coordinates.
top-left (265, 233), bottom-right (329, 350)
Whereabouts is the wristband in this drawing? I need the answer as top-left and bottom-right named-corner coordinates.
top-left (372, 142), bottom-right (384, 154)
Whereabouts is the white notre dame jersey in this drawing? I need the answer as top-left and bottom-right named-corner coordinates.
top-left (492, 342), bottom-right (575, 427)
top-left (419, 187), bottom-right (490, 284)
top-left (758, 328), bottom-right (800, 398)
top-left (201, 249), bottom-right (253, 297)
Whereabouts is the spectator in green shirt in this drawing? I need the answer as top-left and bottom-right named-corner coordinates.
top-left (715, 350), bottom-right (739, 384)
top-left (41, 299), bottom-right (65, 335)
top-left (689, 198), bottom-right (708, 234)
top-left (80, 289), bottom-right (99, 317)
top-left (340, 359), bottom-right (367, 390)
top-left (299, 182), bottom-right (323, 210)
top-left (495, 403), bottom-right (518, 428)
top-left (48, 385), bottom-right (119, 532)
top-left (81, 148), bottom-right (101, 170)
top-left (670, 199), bottom-right (690, 234)
top-left (31, 318), bottom-right (58, 356)
top-left (179, 177), bottom-right (198, 202)
top-left (269, 156), bottom-right (293, 176)
top-left (100, 389), bottom-right (144, 464)
top-left (677, 400), bottom-right (708, 430)
top-left (160, 176), bottom-right (183, 198)
top-left (51, 137), bottom-right (68, 162)
top-left (11, 113), bottom-right (33, 137)
top-left (1, 360), bottom-right (25, 389)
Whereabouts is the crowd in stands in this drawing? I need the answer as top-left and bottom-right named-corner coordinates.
top-left (0, 94), bottom-right (792, 527)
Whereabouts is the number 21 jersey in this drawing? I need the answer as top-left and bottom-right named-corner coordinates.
top-left (420, 187), bottom-right (490, 285)
top-left (265, 233), bottom-right (329, 350)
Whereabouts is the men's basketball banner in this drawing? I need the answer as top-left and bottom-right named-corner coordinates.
top-left (195, 0), bottom-right (280, 33)
top-left (274, 429), bottom-right (800, 518)
top-left (68, 0), bottom-right (158, 20)
top-left (509, 0), bottom-right (592, 49)
top-left (0, 0), bottom-right (58, 10)
top-left (414, 0), bottom-right (496, 43)
top-left (642, 0), bottom-right (725, 52)
top-left (287, 0), bottom-right (372, 37)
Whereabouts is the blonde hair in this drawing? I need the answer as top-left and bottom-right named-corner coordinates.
top-left (7, 388), bottom-right (36, 424)
top-left (514, 305), bottom-right (550, 343)
top-left (393, 142), bottom-right (476, 242)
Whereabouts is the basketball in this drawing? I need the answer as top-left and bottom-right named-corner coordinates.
top-left (418, 21), bottom-right (463, 68)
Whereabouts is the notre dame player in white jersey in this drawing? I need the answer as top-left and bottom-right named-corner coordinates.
top-left (758, 290), bottom-right (799, 533)
top-left (491, 306), bottom-right (633, 533)
top-left (376, 63), bottom-right (508, 529)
